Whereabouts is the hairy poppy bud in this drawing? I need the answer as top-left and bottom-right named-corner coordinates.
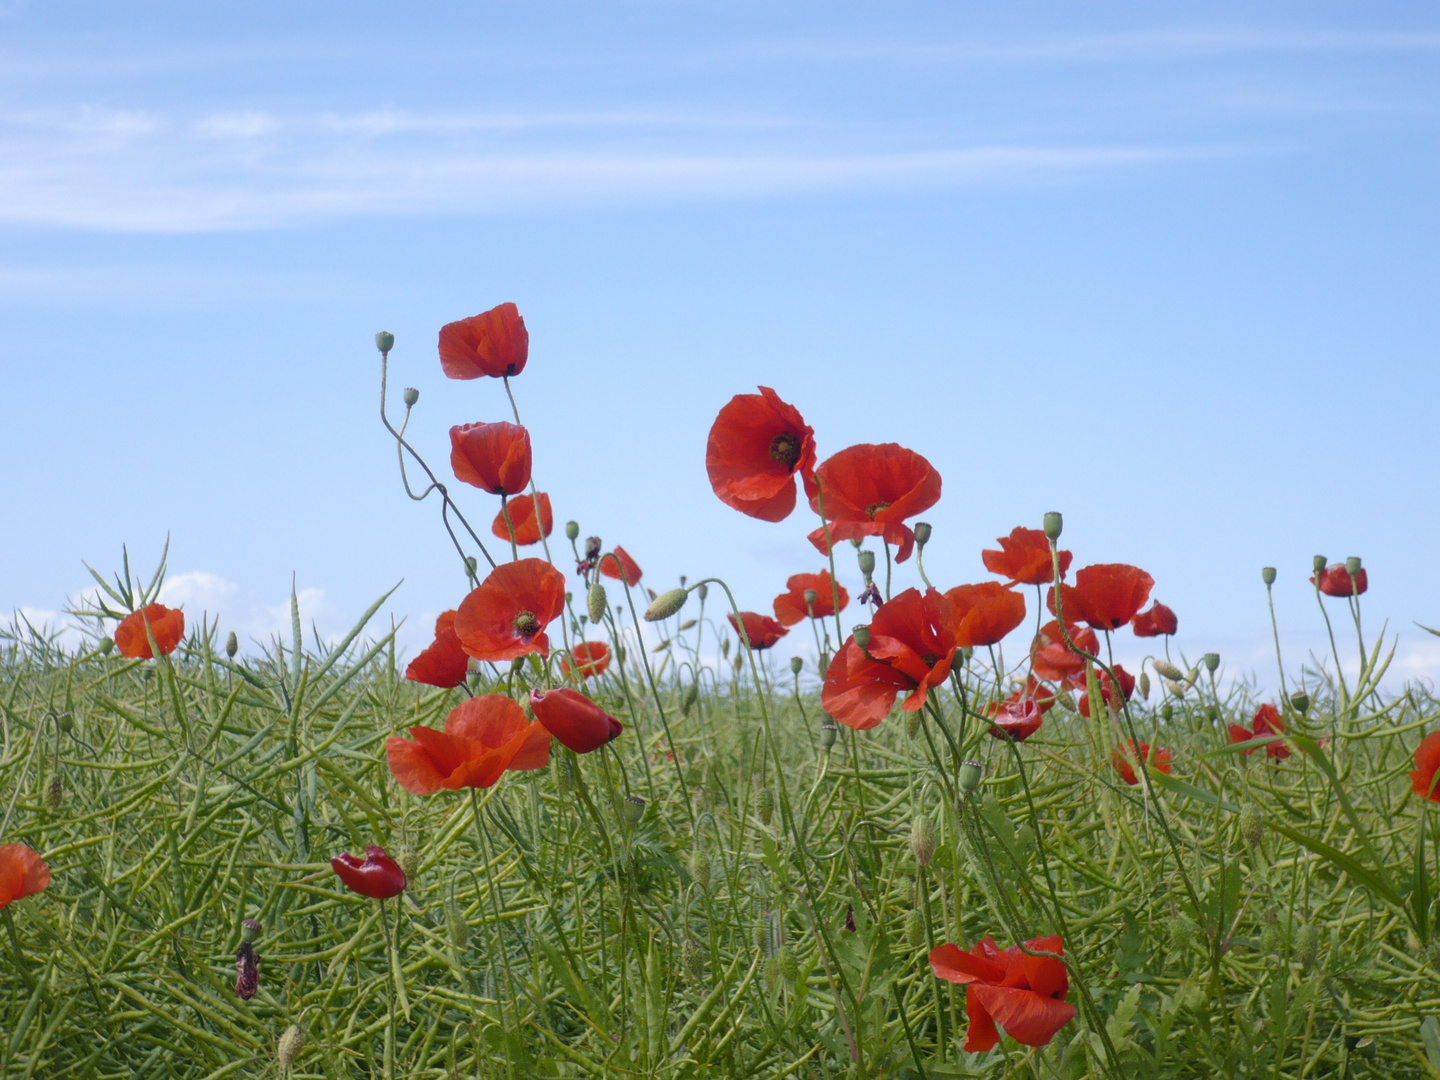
top-left (1312, 554), bottom-right (1327, 573)
top-left (565, 520), bottom-right (579, 541)
top-left (959, 760), bottom-right (983, 794)
top-left (764, 954), bottom-right (782, 991)
top-left (396, 846), bottom-right (420, 883)
top-left (1165, 680), bottom-right (1187, 698)
top-left (904, 908), bottom-right (925, 949)
top-left (623, 796), bottom-right (646, 824)
top-left (587, 583), bottom-right (607, 624)
top-left (56, 712), bottom-right (73, 734)
top-left (1345, 556), bottom-right (1362, 577)
top-left (1160, 703), bottom-right (1173, 721)
top-left (1294, 924), bottom-right (1318, 969)
top-left (225, 631), bottom-right (239, 659)
top-left (790, 656), bottom-right (803, 674)
top-left (802, 588), bottom-right (817, 606)
top-left (403, 387), bottom-right (419, 407)
top-left (852, 624), bottom-right (870, 650)
top-left (1203, 653), bottom-right (1220, 673)
top-left (857, 550), bottom-right (876, 577)
top-left (911, 816), bottom-right (936, 868)
top-left (278, 1024), bottom-right (306, 1072)
top-left (1043, 511), bottom-right (1063, 542)
top-left (756, 787), bottom-right (775, 826)
top-left (905, 710), bottom-right (922, 740)
top-left (242, 918), bottom-right (263, 944)
top-left (1240, 802), bottom-right (1263, 847)
top-left (690, 850), bottom-right (711, 892)
top-left (1262, 567), bottom-right (1277, 586)
top-left (820, 721), bottom-right (838, 750)
top-left (682, 938), bottom-right (705, 980)
top-left (99, 637), bottom-right (114, 655)
top-left (778, 945), bottom-right (799, 983)
top-left (1259, 922), bottom-right (1280, 955)
top-left (682, 682), bottom-right (699, 715)
top-left (644, 587), bottom-right (688, 622)
top-left (1138, 671), bottom-right (1151, 700)
top-left (697, 583), bottom-right (708, 601)
top-left (1290, 690), bottom-right (1310, 715)
top-left (375, 331), bottom-right (395, 354)
top-left (1154, 659), bottom-right (1184, 681)
top-left (721, 637), bottom-right (730, 658)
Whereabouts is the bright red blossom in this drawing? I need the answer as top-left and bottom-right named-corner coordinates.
top-left (491, 492), bottom-right (553, 546)
top-left (805, 443), bottom-right (941, 564)
top-left (773, 570), bottom-right (849, 627)
top-left (331, 845), bottom-right (407, 899)
top-left (1048, 563), bottom-right (1154, 631)
top-left (115, 604), bottom-right (185, 659)
top-left (728, 611), bottom-right (789, 651)
top-left (438, 302), bottom-right (529, 379)
top-left (988, 698), bottom-right (1045, 742)
top-left (455, 558), bottom-right (567, 662)
top-left (1077, 665), bottom-right (1136, 719)
top-left (0, 845), bottom-right (50, 910)
top-left (599, 546), bottom-right (642, 587)
top-left (1412, 732), bottom-right (1440, 801)
top-left (1030, 620), bottom-right (1098, 683)
top-left (982, 527), bottom-right (1073, 587)
top-left (387, 695), bottom-right (550, 794)
top-left (944, 583), bottom-right (1026, 648)
top-left (562, 642), bottom-right (611, 679)
top-left (1228, 703), bottom-right (1290, 760)
top-left (530, 688), bottom-right (623, 753)
top-left (1113, 740), bottom-right (1172, 786)
top-left (1132, 602), bottom-right (1178, 637)
top-left (706, 386), bottom-right (817, 522)
top-left (450, 421), bottom-right (532, 495)
top-left (1312, 564), bottom-right (1368, 597)
top-left (405, 610), bottom-right (470, 688)
top-left (929, 935), bottom-right (1077, 1052)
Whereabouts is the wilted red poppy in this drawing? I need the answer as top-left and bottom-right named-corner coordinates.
top-left (405, 610), bottom-right (470, 688)
top-left (1048, 564), bottom-right (1154, 631)
top-left (987, 698), bottom-right (1045, 742)
top-left (1030, 620), bottom-right (1098, 683)
top-left (804, 444), bottom-right (941, 564)
top-left (387, 694), bottom-right (550, 794)
top-left (982, 527), bottom-right (1073, 587)
top-left (114, 603), bottom-right (185, 659)
top-left (944, 583), bottom-right (1026, 648)
top-left (450, 421), bottom-right (532, 495)
top-left (1131, 602), bottom-right (1178, 638)
top-left (1113, 740), bottom-right (1171, 786)
top-left (820, 588), bottom-right (957, 729)
top-left (331, 845), bottom-right (407, 899)
top-left (0, 844), bottom-right (50, 910)
top-left (598, 546), bottom-right (642, 587)
top-left (929, 935), bottom-right (1076, 1052)
top-left (562, 641), bottom-right (611, 679)
top-left (728, 611), bottom-right (789, 651)
top-left (1412, 732), bottom-right (1440, 801)
top-left (455, 558), bottom-right (567, 662)
top-left (1227, 703), bottom-right (1290, 760)
top-left (1077, 665), bottom-right (1136, 719)
top-left (1312, 564), bottom-right (1368, 597)
top-left (530, 687), bottom-right (623, 753)
top-left (706, 386), bottom-right (817, 522)
top-left (439, 302), bottom-right (529, 380)
top-left (491, 492), bottom-right (553, 546)
top-left (773, 570), bottom-right (849, 627)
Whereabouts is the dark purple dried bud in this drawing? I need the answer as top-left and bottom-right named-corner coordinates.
top-left (844, 903), bottom-right (856, 933)
top-left (585, 536), bottom-right (602, 561)
top-left (235, 942), bottom-right (259, 1000)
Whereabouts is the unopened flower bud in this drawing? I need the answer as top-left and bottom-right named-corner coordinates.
top-left (1290, 690), bottom-right (1310, 715)
top-left (820, 721), bottom-right (838, 750)
top-left (1203, 652), bottom-right (1220, 673)
top-left (278, 1024), bottom-right (306, 1072)
top-left (1239, 802), bottom-right (1263, 848)
top-left (623, 796), bottom-right (646, 824)
top-left (1138, 671), bottom-right (1151, 700)
top-left (697, 583), bottom-right (708, 601)
top-left (644, 587), bottom-right (688, 622)
top-left (789, 656), bottom-right (803, 674)
top-left (1160, 703), bottom-right (1174, 721)
top-left (961, 646), bottom-right (974, 661)
top-left (1043, 511), bottom-right (1063, 541)
top-left (904, 909), bottom-right (925, 949)
top-left (1262, 567), bottom-right (1277, 586)
top-left (226, 631), bottom-right (239, 659)
top-left (56, 712), bottom-right (73, 734)
top-left (910, 816), bottom-right (936, 868)
top-left (1153, 659), bottom-right (1184, 681)
top-left (375, 331), bottom-right (395, 354)
top-left (1259, 922), bottom-right (1280, 955)
top-left (464, 555), bottom-right (478, 577)
top-left (756, 787), bottom-right (775, 826)
top-left (857, 550), bottom-right (875, 577)
top-left (1345, 556), bottom-right (1362, 577)
top-left (721, 637), bottom-right (730, 658)
top-left (1312, 554), bottom-right (1327, 573)
top-left (905, 710), bottom-right (922, 740)
top-left (764, 954), bottom-right (782, 991)
top-left (803, 588), bottom-right (817, 606)
top-left (682, 682), bottom-right (699, 715)
top-left (99, 637), bottom-right (114, 655)
top-left (402, 386), bottom-right (419, 407)
top-left (959, 760), bottom-right (983, 794)
top-left (682, 938), bottom-right (705, 980)
top-left (852, 625), bottom-right (870, 650)
top-left (1165, 680), bottom-right (1187, 698)
top-left (446, 903), bottom-right (469, 950)
top-left (397, 846), bottom-right (420, 883)
top-left (587, 583), bottom-right (607, 623)
top-left (242, 918), bottom-right (263, 944)
top-left (690, 850), bottom-right (712, 892)
top-left (1294, 924), bottom-right (1318, 969)
top-left (778, 945), bottom-right (799, 983)
top-left (565, 520), bottom-right (579, 541)
top-left (914, 521), bottom-right (932, 547)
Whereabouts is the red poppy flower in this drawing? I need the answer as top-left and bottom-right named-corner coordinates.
top-left (561, 641), bottom-right (611, 679)
top-left (1077, 665), bottom-right (1136, 719)
top-left (1412, 732), bottom-right (1440, 801)
top-left (728, 611), bottom-right (789, 651)
top-left (1312, 564), bottom-right (1368, 597)
top-left (987, 698), bottom-right (1045, 741)
top-left (491, 492), bottom-right (553, 546)
top-left (929, 935), bottom-right (1077, 1052)
top-left (449, 421), bottom-right (532, 495)
top-left (944, 583), bottom-right (1026, 648)
top-left (706, 386), bottom-right (817, 522)
top-left (804, 444), bottom-right (941, 564)
top-left (0, 844), bottom-right (50, 910)
top-left (820, 588), bottom-right (957, 729)
top-left (773, 570), bottom-right (849, 627)
top-left (1047, 564), bottom-right (1154, 631)
top-left (1113, 740), bottom-right (1171, 786)
top-left (598, 546), bottom-right (642, 587)
top-left (982, 527), bottom-right (1073, 587)
top-left (1227, 703), bottom-right (1290, 760)
top-left (114, 603), bottom-right (185, 659)
top-left (1030, 620), bottom-right (1098, 682)
top-left (331, 845), bottom-right (407, 899)
top-left (1131, 602), bottom-right (1178, 638)
top-left (530, 687), bottom-right (623, 753)
top-left (455, 558), bottom-right (567, 662)
top-left (405, 610), bottom-right (470, 688)
top-left (438, 302), bottom-right (529, 380)
top-left (387, 694), bottom-right (551, 794)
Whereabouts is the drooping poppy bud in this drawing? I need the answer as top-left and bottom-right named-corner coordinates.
top-left (278, 1024), bottom-right (306, 1072)
top-left (226, 631), bottom-right (239, 659)
top-left (905, 909), bottom-right (925, 949)
top-left (530, 688), bottom-right (622, 753)
top-left (911, 817), bottom-right (936, 868)
top-left (1239, 802), bottom-right (1263, 847)
top-left (330, 845), bottom-right (407, 899)
top-left (690, 850), bottom-right (712, 892)
top-left (756, 787), bottom-right (775, 826)
top-left (645, 588), bottom-right (688, 622)
top-left (1294, 924), bottom-right (1318, 969)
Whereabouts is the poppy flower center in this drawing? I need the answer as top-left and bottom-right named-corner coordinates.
top-left (512, 610), bottom-right (540, 640)
top-left (921, 653), bottom-right (937, 667)
top-left (769, 432), bottom-right (801, 468)
top-left (865, 500), bottom-right (891, 519)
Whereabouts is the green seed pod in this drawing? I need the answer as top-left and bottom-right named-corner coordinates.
top-left (1259, 922), bottom-right (1280, 955)
top-left (278, 1024), bottom-right (306, 1073)
top-left (911, 816), bottom-right (936, 868)
top-left (852, 624), bottom-right (870, 650)
top-left (1153, 659), bottom-right (1185, 681)
top-left (790, 656), bottom-right (803, 675)
top-left (721, 637), bottom-right (730, 658)
top-left (764, 954), bottom-right (782, 991)
top-left (681, 682), bottom-right (699, 715)
top-left (623, 796), bottom-right (646, 825)
top-left (682, 938), bottom-right (705, 980)
top-left (1138, 671), bottom-right (1151, 700)
top-left (958, 760), bottom-right (983, 794)
top-left (1290, 690), bottom-right (1310, 715)
top-left (375, 331), bottom-right (395, 353)
top-left (1240, 802), bottom-right (1263, 848)
top-left (402, 386), bottom-right (419, 407)
top-left (778, 946), bottom-right (799, 983)
top-left (1203, 652), bottom-right (1221, 674)
top-left (1043, 511), bottom-right (1063, 541)
top-left (820, 721), bottom-right (838, 750)
top-left (1345, 556), bottom-right (1362, 577)
top-left (447, 905), bottom-right (468, 950)
top-left (905, 909), bottom-right (925, 950)
top-left (1294, 924), bottom-right (1319, 970)
top-left (56, 712), bottom-right (73, 734)
top-left (1206, 705), bottom-right (1220, 722)
top-left (697, 583), bottom-right (708, 601)
top-left (803, 588), bottom-right (818, 607)
top-left (904, 710), bottom-right (922, 740)
top-left (1262, 566), bottom-right (1277, 586)
top-left (857, 550), bottom-right (876, 577)
top-left (225, 631), bottom-right (239, 659)
top-left (644, 588), bottom-right (688, 622)
top-left (616, 645), bottom-right (627, 665)
top-left (1160, 703), bottom-right (1174, 721)
top-left (756, 787), bottom-right (775, 826)
top-left (99, 637), bottom-right (114, 655)
top-left (587, 583), bottom-right (607, 624)
top-left (1312, 554), bottom-right (1327, 573)
top-left (914, 521), bottom-right (932, 547)
top-left (690, 850), bottom-right (712, 892)
top-left (242, 918), bottom-right (263, 945)
top-left (565, 520), bottom-right (579, 541)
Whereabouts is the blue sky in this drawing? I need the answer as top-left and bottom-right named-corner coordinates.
top-left (2, 2), bottom-right (1437, 692)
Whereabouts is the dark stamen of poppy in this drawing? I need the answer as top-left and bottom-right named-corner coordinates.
top-left (513, 611), bottom-right (540, 639)
top-left (865, 500), bottom-right (891, 519)
top-left (921, 654), bottom-right (937, 667)
top-left (769, 432), bottom-right (801, 468)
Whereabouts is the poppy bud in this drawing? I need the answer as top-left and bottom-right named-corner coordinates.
top-left (857, 550), bottom-right (875, 577)
top-left (1240, 802), bottom-right (1263, 848)
top-left (587, 583), bottom-right (607, 624)
top-left (852, 624), bottom-right (870, 650)
top-left (623, 796), bottom-right (646, 824)
top-left (225, 631), bottom-right (239, 659)
top-left (904, 908), bottom-right (925, 949)
top-left (721, 637), bottom-right (730, 658)
top-left (1160, 703), bottom-right (1173, 721)
top-left (403, 387), bottom-right (419, 407)
top-left (1262, 567), bottom-right (1277, 586)
top-left (697, 583), bottom-right (708, 601)
top-left (959, 759), bottom-right (983, 794)
top-left (778, 946), bottom-right (799, 983)
top-left (99, 637), bottom-right (114, 655)
top-left (803, 588), bottom-right (818, 607)
top-left (790, 656), bottom-right (803, 674)
top-left (905, 710), bottom-right (922, 740)
top-left (1165, 680), bottom-right (1187, 698)
top-left (644, 587), bottom-right (688, 622)
top-left (682, 938), bottom-right (705, 980)
top-left (690, 850), bottom-right (712, 892)
top-left (447, 904), bottom-right (468, 950)
top-left (242, 918), bottom-right (263, 944)
top-left (563, 520), bottom-right (579, 541)
top-left (911, 816), bottom-right (936, 868)
top-left (1312, 554), bottom-right (1327, 573)
top-left (1043, 511), bottom-right (1063, 542)
top-left (1206, 705), bottom-right (1219, 722)
top-left (764, 954), bottom-right (782, 991)
top-left (682, 682), bottom-right (699, 715)
top-left (1294, 924), bottom-right (1318, 970)
top-left (756, 787), bottom-right (775, 826)
top-left (1290, 690), bottom-right (1310, 715)
top-left (278, 1024), bottom-right (306, 1072)
top-left (464, 556), bottom-right (478, 577)
top-left (1153, 659), bottom-right (1184, 681)
top-left (1345, 556), bottom-right (1362, 577)
top-left (961, 646), bottom-right (974, 662)
top-left (820, 721), bottom-right (838, 750)
top-left (1138, 671), bottom-right (1151, 700)
top-left (375, 331), bottom-right (395, 354)
top-left (1259, 922), bottom-right (1280, 955)
top-left (396, 845), bottom-right (420, 883)
top-left (616, 645), bottom-right (627, 665)
top-left (56, 712), bottom-right (73, 734)
top-left (1203, 653), bottom-right (1220, 673)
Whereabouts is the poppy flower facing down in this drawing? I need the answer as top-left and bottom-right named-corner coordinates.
top-left (1227, 703), bottom-right (1290, 760)
top-left (1131, 602), bottom-right (1178, 638)
top-left (491, 492), bottom-right (553, 546)
top-left (530, 688), bottom-right (623, 753)
top-left (1030, 620), bottom-right (1098, 683)
top-left (562, 641), bottom-right (611, 679)
top-left (438, 302), bottom-right (529, 380)
top-left (599, 546), bottom-right (643, 587)
top-left (1048, 563), bottom-right (1154, 632)
top-left (450, 421), bottom-right (532, 495)
top-left (944, 583), bottom-right (1026, 648)
top-left (114, 603), bottom-right (185, 659)
top-left (455, 558), bottom-right (567, 662)
top-left (982, 527), bottom-right (1073, 587)
top-left (387, 694), bottom-right (550, 794)
top-left (1076, 665), bottom-right (1136, 719)
top-left (929, 935), bottom-right (1077, 1052)
top-left (728, 611), bottom-right (789, 651)
top-left (1412, 732), bottom-right (1440, 801)
top-left (405, 610), bottom-right (470, 688)
top-left (0, 844), bottom-right (50, 910)
top-left (1312, 564), bottom-right (1368, 597)
top-left (988, 698), bottom-right (1045, 742)
top-left (773, 570), bottom-right (849, 627)
top-left (706, 386), bottom-right (817, 521)
top-left (1113, 740), bottom-right (1172, 786)
top-left (805, 443), bottom-right (941, 563)
top-left (331, 845), bottom-right (407, 899)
